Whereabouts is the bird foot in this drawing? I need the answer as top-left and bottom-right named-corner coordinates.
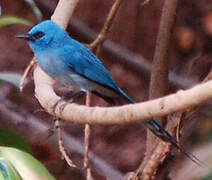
top-left (52, 91), bottom-right (86, 115)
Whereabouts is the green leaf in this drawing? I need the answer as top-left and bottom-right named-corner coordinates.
top-left (0, 128), bottom-right (32, 154)
top-left (0, 159), bottom-right (22, 180)
top-left (203, 174), bottom-right (212, 180)
top-left (0, 80), bottom-right (3, 87)
top-left (0, 16), bottom-right (32, 27)
top-left (0, 170), bottom-right (4, 180)
top-left (0, 147), bottom-right (55, 180)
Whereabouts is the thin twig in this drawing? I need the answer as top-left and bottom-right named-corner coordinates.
top-left (83, 1), bottom-right (124, 178)
top-left (176, 115), bottom-right (182, 142)
top-left (89, 0), bottom-right (123, 51)
top-left (19, 58), bottom-right (36, 92)
top-left (84, 92), bottom-right (94, 180)
top-left (0, 94), bottom-right (124, 179)
top-left (84, 94), bottom-right (91, 170)
top-left (55, 119), bottom-right (77, 168)
top-left (175, 68), bottom-right (212, 141)
top-left (178, 68), bottom-right (212, 139)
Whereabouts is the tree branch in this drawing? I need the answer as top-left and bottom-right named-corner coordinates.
top-left (0, 95), bottom-right (124, 180)
top-left (84, 92), bottom-right (94, 180)
top-left (141, 0), bottom-right (179, 179)
top-left (34, 65), bottom-right (212, 125)
top-left (89, 0), bottom-right (123, 51)
top-left (51, 0), bottom-right (79, 29)
top-left (149, 0), bottom-right (178, 100)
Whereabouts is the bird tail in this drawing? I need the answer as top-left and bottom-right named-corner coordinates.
top-left (118, 88), bottom-right (136, 104)
top-left (144, 119), bottom-right (204, 166)
top-left (118, 88), bottom-right (203, 166)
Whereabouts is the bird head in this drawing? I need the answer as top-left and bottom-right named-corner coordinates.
top-left (16, 20), bottom-right (69, 52)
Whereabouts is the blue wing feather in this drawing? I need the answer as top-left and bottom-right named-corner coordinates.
top-left (57, 39), bottom-right (135, 103)
top-left (63, 41), bottom-right (119, 91)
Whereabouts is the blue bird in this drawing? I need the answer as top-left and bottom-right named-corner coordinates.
top-left (16, 20), bottom-right (202, 166)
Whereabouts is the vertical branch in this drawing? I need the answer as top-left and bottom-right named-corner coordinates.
top-left (147, 0), bottom-right (179, 154)
top-left (51, 0), bottom-right (79, 29)
top-left (84, 92), bottom-right (94, 180)
top-left (19, 58), bottom-right (36, 92)
top-left (149, 0), bottom-right (178, 100)
top-left (84, 1), bottom-right (124, 179)
top-left (56, 119), bottom-right (77, 168)
top-left (51, 0), bottom-right (80, 171)
top-left (135, 0), bottom-right (179, 179)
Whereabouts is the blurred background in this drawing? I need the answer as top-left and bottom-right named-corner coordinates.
top-left (1, 0), bottom-right (212, 179)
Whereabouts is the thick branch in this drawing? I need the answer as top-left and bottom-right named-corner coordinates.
top-left (34, 66), bottom-right (212, 125)
top-left (143, 0), bottom-right (179, 178)
top-left (51, 0), bottom-right (79, 29)
top-left (150, 0), bottom-right (178, 99)
top-left (146, 0), bottom-right (178, 163)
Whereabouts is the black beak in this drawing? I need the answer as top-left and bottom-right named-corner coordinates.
top-left (16, 33), bottom-right (35, 41)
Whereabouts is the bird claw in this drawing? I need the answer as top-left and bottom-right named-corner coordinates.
top-left (52, 98), bottom-right (64, 115)
top-left (52, 99), bottom-right (70, 115)
top-left (58, 100), bottom-right (73, 114)
top-left (52, 91), bottom-right (85, 115)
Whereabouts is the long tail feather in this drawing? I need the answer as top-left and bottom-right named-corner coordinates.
top-left (145, 119), bottom-right (204, 166)
top-left (116, 88), bottom-right (204, 166)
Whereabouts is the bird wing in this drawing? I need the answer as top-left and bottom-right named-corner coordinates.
top-left (61, 42), bottom-right (120, 93)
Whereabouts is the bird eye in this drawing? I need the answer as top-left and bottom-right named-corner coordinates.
top-left (32, 31), bottom-right (45, 40)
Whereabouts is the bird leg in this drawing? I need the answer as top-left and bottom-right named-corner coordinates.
top-left (52, 91), bottom-right (86, 115)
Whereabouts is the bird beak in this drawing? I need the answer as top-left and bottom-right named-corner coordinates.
top-left (16, 33), bottom-right (34, 41)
